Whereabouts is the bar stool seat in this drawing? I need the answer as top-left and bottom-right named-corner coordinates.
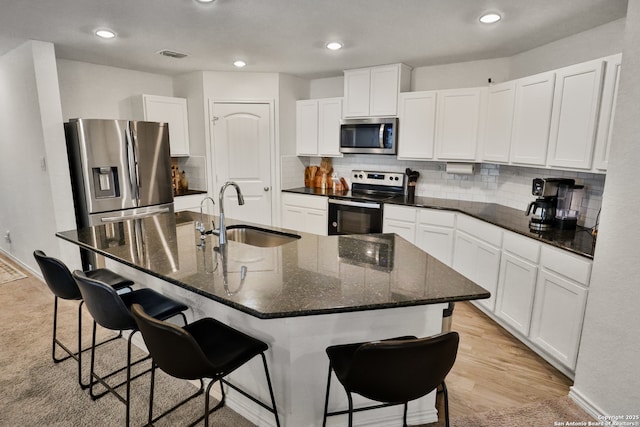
top-left (33, 249), bottom-right (134, 388)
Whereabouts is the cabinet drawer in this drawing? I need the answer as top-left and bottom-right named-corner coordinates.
top-left (418, 208), bottom-right (455, 227)
top-left (540, 246), bottom-right (592, 286)
top-left (282, 193), bottom-right (327, 210)
top-left (384, 204), bottom-right (417, 223)
top-left (503, 232), bottom-right (540, 264)
top-left (456, 214), bottom-right (502, 247)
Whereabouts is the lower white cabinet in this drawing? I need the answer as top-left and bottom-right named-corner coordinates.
top-left (453, 215), bottom-right (502, 311)
top-left (529, 246), bottom-right (591, 370)
top-left (382, 205), bottom-right (417, 243)
top-left (415, 209), bottom-right (455, 266)
top-left (281, 193), bottom-right (328, 236)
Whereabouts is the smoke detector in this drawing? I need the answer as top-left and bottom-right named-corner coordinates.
top-left (157, 50), bottom-right (188, 59)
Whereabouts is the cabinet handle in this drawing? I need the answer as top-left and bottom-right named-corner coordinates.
top-left (264, 186), bottom-right (270, 192)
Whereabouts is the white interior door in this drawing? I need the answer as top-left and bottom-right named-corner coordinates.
top-left (211, 102), bottom-right (273, 226)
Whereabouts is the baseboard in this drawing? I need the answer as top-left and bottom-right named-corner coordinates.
top-left (0, 249), bottom-right (41, 279)
top-left (568, 386), bottom-right (606, 420)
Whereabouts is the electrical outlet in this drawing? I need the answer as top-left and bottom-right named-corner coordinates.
top-left (4, 231), bottom-right (10, 244)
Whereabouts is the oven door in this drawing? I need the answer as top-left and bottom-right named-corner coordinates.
top-left (328, 199), bottom-right (383, 235)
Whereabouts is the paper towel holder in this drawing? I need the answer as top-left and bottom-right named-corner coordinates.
top-left (445, 162), bottom-right (476, 175)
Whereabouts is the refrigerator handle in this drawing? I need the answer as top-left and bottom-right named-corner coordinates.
top-left (125, 122), bottom-right (140, 203)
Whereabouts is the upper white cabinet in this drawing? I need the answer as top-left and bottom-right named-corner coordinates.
top-left (139, 94), bottom-right (190, 157)
top-left (296, 98), bottom-right (343, 157)
top-left (510, 71), bottom-right (556, 166)
top-left (397, 91), bottom-right (437, 159)
top-left (594, 54), bottom-right (623, 171)
top-left (547, 59), bottom-right (605, 169)
top-left (343, 64), bottom-right (411, 118)
top-left (482, 81), bottom-right (516, 163)
top-left (435, 87), bottom-right (485, 161)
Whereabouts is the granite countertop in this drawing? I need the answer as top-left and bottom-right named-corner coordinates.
top-left (56, 211), bottom-right (489, 319)
top-left (283, 187), bottom-right (596, 258)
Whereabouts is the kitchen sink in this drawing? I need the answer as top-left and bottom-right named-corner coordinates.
top-left (214, 225), bottom-right (300, 247)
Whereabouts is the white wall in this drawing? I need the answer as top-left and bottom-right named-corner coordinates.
top-left (174, 71), bottom-right (206, 157)
top-left (0, 41), bottom-right (76, 272)
top-left (571, 2), bottom-right (640, 416)
top-left (412, 57), bottom-right (511, 90)
top-left (310, 76), bottom-right (343, 98)
top-left (56, 59), bottom-right (173, 120)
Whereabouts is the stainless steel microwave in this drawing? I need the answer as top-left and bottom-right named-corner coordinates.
top-left (340, 117), bottom-right (398, 155)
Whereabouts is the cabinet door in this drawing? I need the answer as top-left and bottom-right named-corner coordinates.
top-left (343, 69), bottom-right (371, 117)
top-left (369, 65), bottom-right (401, 116)
top-left (416, 224), bottom-right (454, 266)
top-left (143, 95), bottom-right (190, 156)
top-left (296, 100), bottom-right (319, 155)
top-left (383, 219), bottom-right (416, 243)
top-left (594, 54), bottom-right (622, 171)
top-left (317, 98), bottom-right (343, 157)
top-left (530, 270), bottom-right (588, 370)
top-left (496, 252), bottom-right (538, 335)
top-left (397, 91), bottom-right (437, 159)
top-left (510, 72), bottom-right (555, 165)
top-left (305, 209), bottom-right (328, 236)
top-left (436, 88), bottom-right (483, 160)
top-left (483, 81), bottom-right (515, 163)
top-left (282, 205), bottom-right (305, 232)
top-left (453, 231), bottom-right (501, 311)
top-left (547, 60), bottom-right (605, 169)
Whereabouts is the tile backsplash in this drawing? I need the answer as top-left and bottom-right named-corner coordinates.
top-left (289, 154), bottom-right (605, 229)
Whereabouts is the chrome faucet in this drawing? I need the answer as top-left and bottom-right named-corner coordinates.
top-left (218, 181), bottom-right (245, 246)
top-left (196, 196), bottom-right (216, 246)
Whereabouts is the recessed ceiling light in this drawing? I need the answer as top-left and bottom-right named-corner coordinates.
top-left (233, 60), bottom-right (247, 68)
top-left (95, 29), bottom-right (116, 39)
top-left (326, 42), bottom-right (343, 51)
top-left (479, 12), bottom-right (502, 24)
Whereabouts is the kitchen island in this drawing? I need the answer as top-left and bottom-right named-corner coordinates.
top-left (57, 211), bottom-right (489, 426)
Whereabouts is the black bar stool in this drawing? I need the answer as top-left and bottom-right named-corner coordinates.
top-left (322, 332), bottom-right (460, 427)
top-left (130, 303), bottom-right (281, 427)
top-left (33, 249), bottom-right (134, 388)
top-left (72, 270), bottom-right (189, 427)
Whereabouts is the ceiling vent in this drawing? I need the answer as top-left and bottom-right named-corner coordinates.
top-left (157, 50), bottom-right (188, 59)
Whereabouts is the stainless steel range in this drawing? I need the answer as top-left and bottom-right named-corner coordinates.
top-left (328, 170), bottom-right (406, 235)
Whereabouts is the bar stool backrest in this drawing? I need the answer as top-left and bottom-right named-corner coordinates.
top-left (344, 332), bottom-right (459, 403)
top-left (130, 304), bottom-right (214, 380)
top-left (73, 270), bottom-right (135, 331)
top-left (33, 250), bottom-right (82, 301)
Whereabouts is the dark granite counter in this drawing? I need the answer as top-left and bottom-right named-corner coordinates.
top-left (283, 187), bottom-right (596, 258)
top-left (56, 211), bottom-right (489, 319)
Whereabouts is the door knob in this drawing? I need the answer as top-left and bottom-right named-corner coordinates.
top-left (264, 187), bottom-right (270, 192)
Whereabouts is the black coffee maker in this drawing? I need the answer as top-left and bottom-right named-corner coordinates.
top-left (526, 178), bottom-right (575, 232)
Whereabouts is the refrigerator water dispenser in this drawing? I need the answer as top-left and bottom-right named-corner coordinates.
top-left (92, 167), bottom-right (119, 198)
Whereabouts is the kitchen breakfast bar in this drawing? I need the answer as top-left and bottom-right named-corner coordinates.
top-left (56, 211), bottom-right (489, 426)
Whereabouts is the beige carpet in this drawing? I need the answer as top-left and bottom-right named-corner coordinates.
top-left (0, 256), bottom-right (27, 284)
top-left (0, 262), bottom-right (594, 426)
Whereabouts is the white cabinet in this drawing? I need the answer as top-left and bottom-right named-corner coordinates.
top-left (343, 64), bottom-right (411, 118)
top-left (594, 54), bottom-right (622, 171)
top-left (453, 215), bottom-right (502, 311)
top-left (382, 204), bottom-right (417, 243)
top-left (510, 71), bottom-right (556, 166)
top-left (435, 87), bottom-right (485, 161)
top-left (397, 91), bottom-right (437, 159)
top-left (139, 94), bottom-right (190, 157)
top-left (415, 209), bottom-right (455, 266)
top-left (482, 81), bottom-right (515, 163)
top-left (547, 59), bottom-right (605, 169)
top-left (495, 232), bottom-right (540, 336)
top-left (296, 98), bottom-right (343, 157)
top-left (530, 246), bottom-right (591, 370)
top-left (281, 193), bottom-right (328, 236)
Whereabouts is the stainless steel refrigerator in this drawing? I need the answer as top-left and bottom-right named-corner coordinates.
top-left (65, 118), bottom-right (174, 268)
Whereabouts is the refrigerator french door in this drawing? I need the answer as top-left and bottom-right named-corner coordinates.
top-left (65, 118), bottom-right (174, 268)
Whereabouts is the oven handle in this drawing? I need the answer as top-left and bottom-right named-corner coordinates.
top-left (329, 199), bottom-right (381, 209)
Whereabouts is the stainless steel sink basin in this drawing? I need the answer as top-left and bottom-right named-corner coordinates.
top-left (215, 225), bottom-right (300, 247)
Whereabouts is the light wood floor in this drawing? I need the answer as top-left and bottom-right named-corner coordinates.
top-left (425, 301), bottom-right (572, 425)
